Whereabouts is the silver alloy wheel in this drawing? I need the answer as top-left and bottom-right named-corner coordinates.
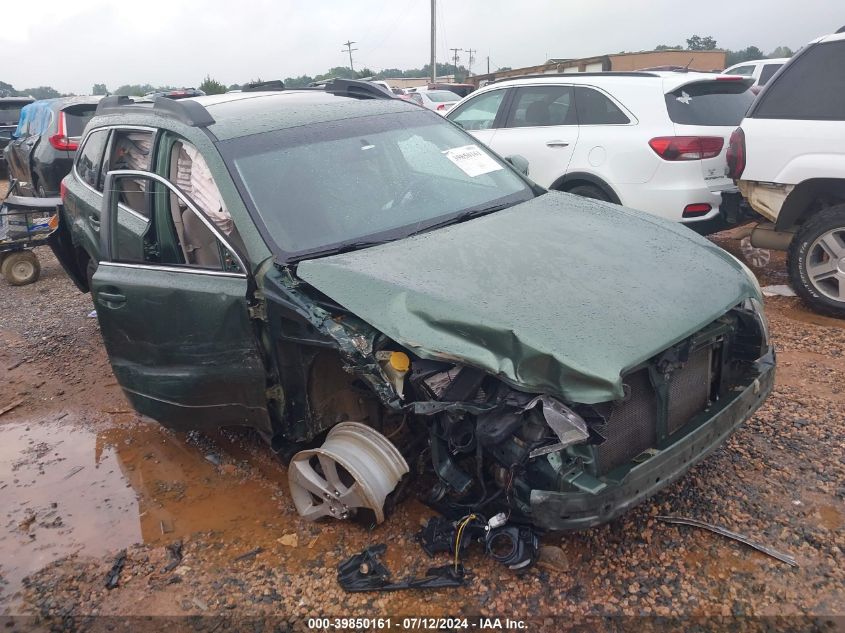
top-left (806, 227), bottom-right (845, 302)
top-left (740, 236), bottom-right (771, 268)
top-left (288, 422), bottom-right (408, 524)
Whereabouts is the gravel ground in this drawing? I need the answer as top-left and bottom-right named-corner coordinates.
top-left (0, 181), bottom-right (843, 630)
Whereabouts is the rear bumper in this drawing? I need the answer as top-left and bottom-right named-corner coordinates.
top-left (682, 190), bottom-right (756, 235)
top-left (528, 350), bottom-right (775, 531)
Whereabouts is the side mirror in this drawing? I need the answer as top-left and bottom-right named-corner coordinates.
top-left (505, 154), bottom-right (529, 177)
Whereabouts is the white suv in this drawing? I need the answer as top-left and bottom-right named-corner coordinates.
top-left (728, 29), bottom-right (845, 317)
top-left (446, 72), bottom-right (755, 233)
top-left (723, 58), bottom-right (789, 94)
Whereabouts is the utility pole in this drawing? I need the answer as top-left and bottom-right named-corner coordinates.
top-left (430, 0), bottom-right (436, 83)
top-left (486, 55), bottom-right (490, 74)
top-left (341, 40), bottom-right (358, 72)
top-left (449, 48), bottom-right (462, 75)
top-left (465, 48), bottom-right (476, 75)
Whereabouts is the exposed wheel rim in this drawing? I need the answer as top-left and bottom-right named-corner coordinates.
top-left (10, 259), bottom-right (36, 283)
top-left (740, 236), bottom-right (771, 268)
top-left (288, 422), bottom-right (408, 524)
top-left (806, 227), bottom-right (845, 302)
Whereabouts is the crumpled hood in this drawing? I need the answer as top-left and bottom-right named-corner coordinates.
top-left (297, 192), bottom-right (758, 404)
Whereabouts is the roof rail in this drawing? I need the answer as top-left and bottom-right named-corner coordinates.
top-left (95, 95), bottom-right (215, 127)
top-left (492, 71), bottom-right (659, 84)
top-left (324, 79), bottom-right (395, 100)
top-left (243, 79), bottom-right (285, 92)
top-left (837, 25), bottom-right (845, 34)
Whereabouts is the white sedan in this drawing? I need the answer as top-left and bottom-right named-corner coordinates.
top-left (408, 89), bottom-right (462, 114)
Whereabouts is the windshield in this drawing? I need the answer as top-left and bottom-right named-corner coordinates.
top-left (426, 91), bottom-right (461, 102)
top-left (664, 81), bottom-right (755, 126)
top-left (221, 109), bottom-right (534, 261)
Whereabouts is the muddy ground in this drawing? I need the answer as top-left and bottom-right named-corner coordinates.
top-left (0, 178), bottom-right (843, 630)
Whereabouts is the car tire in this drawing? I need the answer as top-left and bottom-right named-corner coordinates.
top-left (567, 184), bottom-right (610, 202)
top-left (1, 250), bottom-right (41, 286)
top-left (787, 204), bottom-right (845, 318)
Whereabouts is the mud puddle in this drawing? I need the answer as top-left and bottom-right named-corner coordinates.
top-left (0, 415), bottom-right (303, 610)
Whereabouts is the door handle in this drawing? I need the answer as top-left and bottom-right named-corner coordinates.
top-left (98, 291), bottom-right (126, 307)
top-left (90, 213), bottom-right (100, 230)
top-left (546, 141), bottom-right (570, 148)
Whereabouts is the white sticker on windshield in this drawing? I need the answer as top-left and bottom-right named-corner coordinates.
top-left (442, 144), bottom-right (504, 177)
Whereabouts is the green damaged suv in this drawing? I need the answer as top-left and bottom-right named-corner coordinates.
top-left (54, 80), bottom-right (774, 530)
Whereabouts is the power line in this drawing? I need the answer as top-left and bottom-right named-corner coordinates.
top-left (341, 40), bottom-right (358, 72)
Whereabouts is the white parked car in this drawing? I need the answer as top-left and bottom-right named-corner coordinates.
top-left (408, 89), bottom-right (462, 114)
top-left (723, 58), bottom-right (789, 94)
top-left (446, 71), bottom-right (755, 233)
top-left (728, 28), bottom-right (845, 317)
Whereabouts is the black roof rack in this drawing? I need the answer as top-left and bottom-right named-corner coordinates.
top-left (243, 79), bottom-right (285, 92)
top-left (492, 71), bottom-right (659, 84)
top-left (323, 79), bottom-right (394, 100)
top-left (95, 95), bottom-right (215, 127)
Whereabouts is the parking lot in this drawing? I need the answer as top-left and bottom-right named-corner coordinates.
top-left (0, 176), bottom-right (842, 626)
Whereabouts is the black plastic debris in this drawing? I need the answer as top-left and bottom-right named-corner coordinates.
top-left (104, 550), bottom-right (127, 590)
top-left (163, 540), bottom-right (183, 572)
top-left (337, 543), bottom-right (467, 592)
top-left (417, 514), bottom-right (540, 572)
top-left (485, 525), bottom-right (540, 571)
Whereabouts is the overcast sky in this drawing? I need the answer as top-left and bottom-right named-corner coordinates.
top-left (3, 0), bottom-right (838, 94)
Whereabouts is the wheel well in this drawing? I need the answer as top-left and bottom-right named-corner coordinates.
top-left (550, 172), bottom-right (621, 205)
top-left (777, 178), bottom-right (845, 231)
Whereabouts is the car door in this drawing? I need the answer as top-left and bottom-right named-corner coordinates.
top-left (9, 109), bottom-right (44, 190)
top-left (484, 84), bottom-right (579, 188)
top-left (446, 87), bottom-right (510, 147)
top-left (91, 169), bottom-right (270, 434)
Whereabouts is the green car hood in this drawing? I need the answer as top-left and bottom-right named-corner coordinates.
top-left (297, 192), bottom-right (758, 404)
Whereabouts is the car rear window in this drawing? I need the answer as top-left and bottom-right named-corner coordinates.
top-left (0, 105), bottom-right (25, 126)
top-left (62, 105), bottom-right (98, 138)
top-left (664, 81), bottom-right (755, 126)
top-left (426, 91), bottom-right (461, 102)
top-left (752, 41), bottom-right (845, 121)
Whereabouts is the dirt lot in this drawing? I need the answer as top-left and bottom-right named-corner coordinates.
top-left (0, 178), bottom-right (843, 630)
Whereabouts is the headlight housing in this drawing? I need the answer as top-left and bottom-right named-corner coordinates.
top-left (741, 297), bottom-right (771, 357)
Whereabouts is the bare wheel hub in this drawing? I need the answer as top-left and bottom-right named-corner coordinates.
top-left (288, 422), bottom-right (408, 524)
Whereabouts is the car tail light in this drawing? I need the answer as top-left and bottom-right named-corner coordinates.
top-left (60, 180), bottom-right (68, 201)
top-left (648, 136), bottom-right (724, 161)
top-left (726, 127), bottom-right (746, 179)
top-left (683, 203), bottom-right (712, 218)
top-left (437, 104), bottom-right (447, 111)
top-left (48, 112), bottom-right (78, 151)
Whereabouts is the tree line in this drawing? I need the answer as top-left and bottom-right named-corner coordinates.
top-left (0, 35), bottom-right (798, 99)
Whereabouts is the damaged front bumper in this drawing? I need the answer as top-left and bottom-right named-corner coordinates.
top-left (528, 350), bottom-right (775, 531)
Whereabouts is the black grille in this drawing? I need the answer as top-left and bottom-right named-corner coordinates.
top-left (667, 346), bottom-right (712, 435)
top-left (594, 369), bottom-right (658, 474)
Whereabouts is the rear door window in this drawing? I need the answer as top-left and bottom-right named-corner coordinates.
top-left (753, 41), bottom-right (845, 120)
top-left (664, 81), bottom-right (755, 126)
top-left (505, 85), bottom-right (575, 128)
top-left (758, 63), bottom-right (783, 86)
top-left (75, 129), bottom-right (110, 190)
top-left (104, 130), bottom-right (156, 216)
top-left (573, 87), bottom-right (630, 125)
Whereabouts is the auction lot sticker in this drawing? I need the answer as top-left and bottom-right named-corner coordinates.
top-left (443, 144), bottom-right (504, 177)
